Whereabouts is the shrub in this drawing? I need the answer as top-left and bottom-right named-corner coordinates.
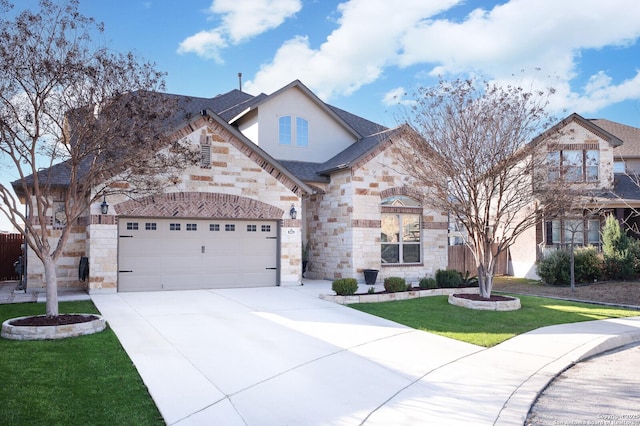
top-left (384, 277), bottom-right (407, 293)
top-left (536, 250), bottom-right (570, 285)
top-left (601, 215), bottom-right (640, 280)
top-left (573, 247), bottom-right (601, 283)
top-left (419, 277), bottom-right (437, 289)
top-left (435, 269), bottom-right (463, 288)
top-left (332, 278), bottom-right (358, 296)
top-left (460, 271), bottom-right (479, 287)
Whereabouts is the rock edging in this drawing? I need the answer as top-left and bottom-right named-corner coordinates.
top-left (320, 287), bottom-right (478, 305)
top-left (448, 294), bottom-right (521, 311)
top-left (1, 315), bottom-right (107, 340)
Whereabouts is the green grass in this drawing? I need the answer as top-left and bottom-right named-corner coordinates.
top-left (0, 301), bottom-right (163, 426)
top-left (351, 295), bottom-right (640, 347)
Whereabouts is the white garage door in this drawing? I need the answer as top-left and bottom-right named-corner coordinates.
top-left (118, 218), bottom-right (278, 291)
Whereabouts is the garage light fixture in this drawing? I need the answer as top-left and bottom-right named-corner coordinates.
top-left (289, 204), bottom-right (297, 220)
top-left (100, 194), bottom-right (109, 215)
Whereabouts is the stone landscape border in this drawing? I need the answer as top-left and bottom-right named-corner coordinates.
top-left (1, 315), bottom-right (107, 340)
top-left (320, 287), bottom-right (478, 304)
top-left (448, 293), bottom-right (521, 311)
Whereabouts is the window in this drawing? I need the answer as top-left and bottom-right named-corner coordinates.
top-left (261, 225), bottom-right (271, 232)
top-left (279, 116), bottom-right (291, 145)
top-left (145, 223), bottom-right (157, 230)
top-left (170, 223), bottom-right (180, 231)
top-left (186, 223), bottom-right (197, 231)
top-left (381, 195), bottom-right (421, 264)
top-left (546, 217), bottom-right (601, 246)
top-left (126, 222), bottom-right (139, 230)
top-left (547, 148), bottom-right (599, 182)
top-left (209, 224), bottom-right (220, 231)
top-left (279, 115), bottom-right (309, 147)
top-left (200, 136), bottom-right (211, 168)
top-left (247, 224), bottom-right (257, 232)
top-left (225, 224), bottom-right (235, 232)
top-left (296, 117), bottom-right (308, 147)
top-left (587, 220), bottom-right (600, 245)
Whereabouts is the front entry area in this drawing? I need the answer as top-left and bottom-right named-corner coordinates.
top-left (117, 218), bottom-right (279, 291)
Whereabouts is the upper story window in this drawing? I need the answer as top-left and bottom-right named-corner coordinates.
top-left (279, 115), bottom-right (308, 147)
top-left (279, 116), bottom-right (292, 145)
top-left (547, 147), bottom-right (599, 182)
top-left (296, 117), bottom-right (308, 147)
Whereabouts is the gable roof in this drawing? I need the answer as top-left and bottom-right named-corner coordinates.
top-left (531, 112), bottom-right (624, 148)
top-left (590, 118), bottom-right (640, 158)
top-left (226, 80), bottom-right (387, 139)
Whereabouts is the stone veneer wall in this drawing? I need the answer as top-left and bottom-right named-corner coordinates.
top-left (25, 222), bottom-right (88, 289)
top-left (304, 139), bottom-right (448, 283)
top-left (83, 123), bottom-right (302, 293)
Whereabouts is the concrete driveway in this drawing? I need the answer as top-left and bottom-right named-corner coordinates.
top-left (91, 280), bottom-right (640, 425)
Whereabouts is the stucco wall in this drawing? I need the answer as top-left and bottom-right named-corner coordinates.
top-left (252, 86), bottom-right (356, 162)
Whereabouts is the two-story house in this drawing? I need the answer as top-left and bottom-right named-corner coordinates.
top-left (15, 80), bottom-right (449, 293)
top-left (508, 113), bottom-right (640, 279)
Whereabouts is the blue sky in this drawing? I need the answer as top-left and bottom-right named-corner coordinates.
top-left (2, 0), bottom-right (640, 231)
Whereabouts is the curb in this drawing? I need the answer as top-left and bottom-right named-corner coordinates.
top-left (494, 321), bottom-right (640, 425)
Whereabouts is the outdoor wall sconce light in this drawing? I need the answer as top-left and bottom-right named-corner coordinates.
top-left (100, 194), bottom-right (109, 215)
top-left (289, 204), bottom-right (297, 220)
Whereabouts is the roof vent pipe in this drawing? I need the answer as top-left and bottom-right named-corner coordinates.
top-left (238, 72), bottom-right (242, 91)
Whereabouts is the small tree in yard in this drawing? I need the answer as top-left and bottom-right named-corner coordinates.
top-left (399, 78), bottom-right (560, 299)
top-left (0, 0), bottom-right (195, 317)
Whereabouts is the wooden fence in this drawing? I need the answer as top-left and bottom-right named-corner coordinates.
top-left (448, 244), bottom-right (509, 276)
top-left (0, 233), bottom-right (24, 281)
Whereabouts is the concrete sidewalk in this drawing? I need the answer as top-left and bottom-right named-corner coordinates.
top-left (0, 281), bottom-right (90, 304)
top-left (90, 280), bottom-right (640, 426)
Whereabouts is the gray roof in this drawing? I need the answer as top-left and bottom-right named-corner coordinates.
top-left (590, 119), bottom-right (640, 158)
top-left (16, 81), bottom-right (391, 193)
top-left (612, 173), bottom-right (640, 200)
top-left (278, 127), bottom-right (405, 182)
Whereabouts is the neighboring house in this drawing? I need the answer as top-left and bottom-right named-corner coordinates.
top-left (509, 113), bottom-right (640, 279)
top-left (15, 80), bottom-right (449, 293)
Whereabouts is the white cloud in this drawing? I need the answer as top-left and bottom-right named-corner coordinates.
top-left (382, 87), bottom-right (416, 107)
top-left (177, 0), bottom-right (301, 62)
top-left (244, 0), bottom-right (640, 117)
top-left (245, 0), bottom-right (459, 98)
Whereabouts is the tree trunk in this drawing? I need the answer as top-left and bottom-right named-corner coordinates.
top-left (478, 264), bottom-right (495, 298)
top-left (43, 256), bottom-right (59, 317)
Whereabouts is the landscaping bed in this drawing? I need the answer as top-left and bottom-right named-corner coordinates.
top-left (493, 277), bottom-right (640, 307)
top-left (320, 286), bottom-right (478, 305)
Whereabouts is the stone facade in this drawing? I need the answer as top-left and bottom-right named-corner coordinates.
top-left (303, 139), bottom-right (448, 284)
top-left (26, 121), bottom-right (305, 293)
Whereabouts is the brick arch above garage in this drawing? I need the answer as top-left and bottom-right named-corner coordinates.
top-left (113, 192), bottom-right (285, 220)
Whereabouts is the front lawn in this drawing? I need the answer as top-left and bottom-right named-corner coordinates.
top-left (351, 294), bottom-right (640, 347)
top-left (0, 301), bottom-right (163, 426)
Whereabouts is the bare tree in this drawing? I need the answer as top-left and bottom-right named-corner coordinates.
top-left (399, 78), bottom-right (560, 298)
top-left (0, 0), bottom-right (195, 316)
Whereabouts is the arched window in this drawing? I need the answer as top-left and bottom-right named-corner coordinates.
top-left (279, 115), bottom-right (308, 147)
top-left (381, 195), bottom-right (421, 264)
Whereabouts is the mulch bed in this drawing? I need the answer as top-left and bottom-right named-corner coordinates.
top-left (10, 314), bottom-right (99, 327)
top-left (453, 293), bottom-right (516, 302)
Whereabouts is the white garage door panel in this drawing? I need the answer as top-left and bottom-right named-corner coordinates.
top-left (118, 219), bottom-right (278, 291)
